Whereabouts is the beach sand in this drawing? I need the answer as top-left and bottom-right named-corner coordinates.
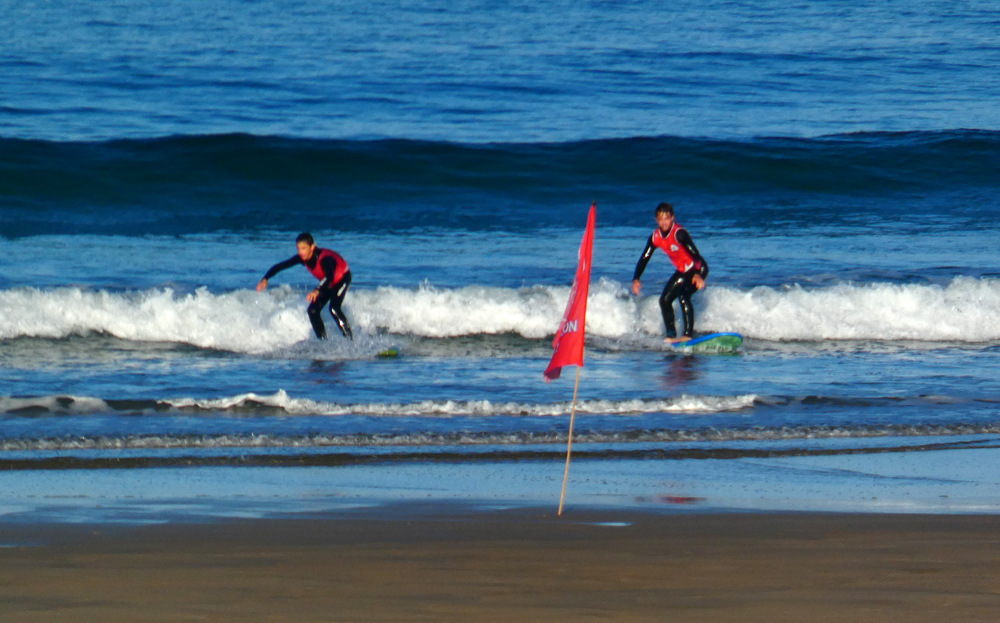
top-left (3, 506), bottom-right (1000, 622)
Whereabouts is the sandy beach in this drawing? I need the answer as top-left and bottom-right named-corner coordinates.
top-left (3, 506), bottom-right (1000, 622)
top-left (2, 447), bottom-right (1000, 621)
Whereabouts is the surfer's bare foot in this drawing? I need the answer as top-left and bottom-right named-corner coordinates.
top-left (665, 336), bottom-right (691, 344)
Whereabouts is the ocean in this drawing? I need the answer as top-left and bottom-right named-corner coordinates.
top-left (2, 0), bottom-right (1000, 520)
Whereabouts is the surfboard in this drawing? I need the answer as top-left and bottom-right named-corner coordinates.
top-left (377, 348), bottom-right (399, 358)
top-left (668, 332), bottom-right (743, 353)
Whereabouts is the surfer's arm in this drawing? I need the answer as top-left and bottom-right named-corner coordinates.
top-left (631, 236), bottom-right (655, 294)
top-left (632, 235), bottom-right (656, 282)
top-left (261, 255), bottom-right (302, 282)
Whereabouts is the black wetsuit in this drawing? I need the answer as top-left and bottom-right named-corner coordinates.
top-left (633, 229), bottom-right (709, 338)
top-left (263, 252), bottom-right (353, 340)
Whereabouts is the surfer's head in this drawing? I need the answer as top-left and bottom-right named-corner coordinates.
top-left (295, 232), bottom-right (316, 261)
top-left (655, 202), bottom-right (675, 232)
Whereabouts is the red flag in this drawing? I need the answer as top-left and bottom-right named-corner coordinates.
top-left (544, 203), bottom-right (596, 382)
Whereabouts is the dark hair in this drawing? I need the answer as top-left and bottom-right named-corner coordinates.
top-left (655, 202), bottom-right (674, 216)
top-left (295, 232), bottom-right (315, 245)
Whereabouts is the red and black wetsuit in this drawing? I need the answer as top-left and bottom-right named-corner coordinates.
top-left (263, 248), bottom-right (353, 340)
top-left (633, 223), bottom-right (709, 338)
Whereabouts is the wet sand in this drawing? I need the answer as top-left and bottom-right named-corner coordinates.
top-left (3, 506), bottom-right (1000, 622)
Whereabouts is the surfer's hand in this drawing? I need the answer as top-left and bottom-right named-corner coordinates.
top-left (256, 279), bottom-right (268, 292)
top-left (692, 275), bottom-right (706, 290)
top-left (632, 279), bottom-right (642, 295)
top-left (306, 289), bottom-right (320, 303)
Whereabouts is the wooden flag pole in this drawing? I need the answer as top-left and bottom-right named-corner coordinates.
top-left (557, 365), bottom-right (582, 516)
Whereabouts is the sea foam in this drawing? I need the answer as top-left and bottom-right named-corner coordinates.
top-left (163, 390), bottom-right (758, 416)
top-left (0, 390), bottom-right (757, 416)
top-left (2, 277), bottom-right (999, 352)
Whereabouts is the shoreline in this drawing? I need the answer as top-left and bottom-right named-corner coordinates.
top-left (3, 440), bottom-right (1000, 526)
top-left (3, 505), bottom-right (1000, 622)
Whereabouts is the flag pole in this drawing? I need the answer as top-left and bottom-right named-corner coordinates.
top-left (557, 365), bottom-right (582, 516)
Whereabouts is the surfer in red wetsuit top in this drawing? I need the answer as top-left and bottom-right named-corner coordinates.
top-left (257, 233), bottom-right (353, 340)
top-left (632, 202), bottom-right (709, 343)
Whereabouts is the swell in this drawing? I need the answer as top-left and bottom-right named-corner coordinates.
top-left (2, 130), bottom-right (999, 237)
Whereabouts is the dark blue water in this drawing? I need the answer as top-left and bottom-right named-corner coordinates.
top-left (2, 0), bottom-right (999, 475)
top-left (3, 131), bottom-right (1000, 238)
top-left (4, 0), bottom-right (1000, 141)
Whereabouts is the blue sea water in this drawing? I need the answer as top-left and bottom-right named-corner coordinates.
top-left (2, 0), bottom-right (1000, 517)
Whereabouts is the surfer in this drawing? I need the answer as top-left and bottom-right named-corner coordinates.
top-left (632, 202), bottom-right (709, 343)
top-left (257, 233), bottom-right (353, 340)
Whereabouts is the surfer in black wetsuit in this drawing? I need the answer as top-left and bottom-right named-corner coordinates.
top-left (631, 202), bottom-right (709, 343)
top-left (257, 233), bottom-right (353, 340)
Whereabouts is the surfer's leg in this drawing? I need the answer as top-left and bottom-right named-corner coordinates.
top-left (307, 288), bottom-right (336, 340)
top-left (659, 272), bottom-right (684, 338)
top-left (678, 280), bottom-right (698, 337)
top-left (327, 273), bottom-right (353, 340)
top-left (306, 298), bottom-right (328, 339)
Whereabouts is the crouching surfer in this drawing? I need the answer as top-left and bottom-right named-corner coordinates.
top-left (257, 232), bottom-right (353, 340)
top-left (632, 202), bottom-right (708, 343)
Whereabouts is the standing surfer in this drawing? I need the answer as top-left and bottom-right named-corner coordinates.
top-left (632, 202), bottom-right (709, 343)
top-left (257, 233), bottom-right (353, 340)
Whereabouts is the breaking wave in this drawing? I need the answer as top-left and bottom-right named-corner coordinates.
top-left (0, 391), bottom-right (758, 417)
top-left (2, 276), bottom-right (999, 352)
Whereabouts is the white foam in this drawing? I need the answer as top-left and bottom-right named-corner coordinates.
top-left (2, 277), bottom-right (1000, 351)
top-left (703, 277), bottom-right (1000, 341)
top-left (351, 280), bottom-right (636, 339)
top-left (164, 390), bottom-right (759, 416)
top-left (0, 286), bottom-right (309, 353)
top-left (0, 391), bottom-right (756, 416)
top-left (0, 395), bottom-right (111, 414)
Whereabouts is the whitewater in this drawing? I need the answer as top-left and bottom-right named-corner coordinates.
top-left (3, 278), bottom-right (999, 353)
